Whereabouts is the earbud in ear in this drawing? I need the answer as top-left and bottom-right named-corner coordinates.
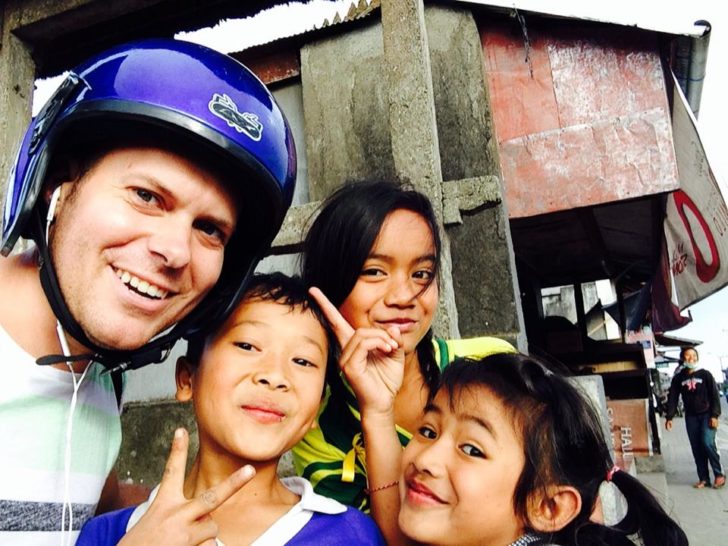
top-left (44, 186), bottom-right (63, 240)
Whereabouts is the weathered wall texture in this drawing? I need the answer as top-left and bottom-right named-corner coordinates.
top-left (480, 18), bottom-right (679, 218)
top-left (301, 22), bottom-right (395, 201)
top-left (0, 2), bottom-right (36, 196)
top-left (426, 7), bottom-right (524, 342)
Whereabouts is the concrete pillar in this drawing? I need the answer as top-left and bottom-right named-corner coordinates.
top-left (0, 2), bottom-right (35, 195)
top-left (380, 0), bottom-right (459, 339)
top-left (424, 5), bottom-right (525, 348)
top-left (572, 375), bottom-right (627, 524)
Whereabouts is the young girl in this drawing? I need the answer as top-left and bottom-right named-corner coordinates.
top-left (292, 181), bottom-right (514, 543)
top-left (399, 353), bottom-right (688, 546)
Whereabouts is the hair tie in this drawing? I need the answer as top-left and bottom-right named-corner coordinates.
top-left (606, 465), bottom-right (620, 482)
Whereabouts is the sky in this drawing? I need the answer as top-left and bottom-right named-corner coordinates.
top-left (32, 0), bottom-right (728, 375)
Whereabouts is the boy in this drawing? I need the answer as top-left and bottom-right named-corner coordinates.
top-left (76, 273), bottom-right (385, 545)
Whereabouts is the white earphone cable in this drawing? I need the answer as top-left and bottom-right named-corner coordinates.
top-left (57, 321), bottom-right (90, 546)
top-left (46, 186), bottom-right (92, 545)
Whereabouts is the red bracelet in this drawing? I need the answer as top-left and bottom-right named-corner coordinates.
top-left (365, 480), bottom-right (399, 495)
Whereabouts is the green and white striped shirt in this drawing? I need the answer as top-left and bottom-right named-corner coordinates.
top-left (0, 325), bottom-right (121, 545)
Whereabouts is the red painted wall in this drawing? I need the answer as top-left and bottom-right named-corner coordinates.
top-left (480, 18), bottom-right (679, 218)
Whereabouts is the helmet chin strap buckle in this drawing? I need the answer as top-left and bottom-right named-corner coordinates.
top-left (36, 341), bottom-right (173, 373)
top-left (101, 342), bottom-right (174, 375)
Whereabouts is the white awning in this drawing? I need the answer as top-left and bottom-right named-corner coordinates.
top-left (663, 73), bottom-right (728, 309)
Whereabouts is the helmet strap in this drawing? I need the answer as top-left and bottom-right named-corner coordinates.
top-left (33, 207), bottom-right (175, 370)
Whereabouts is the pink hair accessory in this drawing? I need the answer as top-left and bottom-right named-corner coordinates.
top-left (606, 465), bottom-right (620, 482)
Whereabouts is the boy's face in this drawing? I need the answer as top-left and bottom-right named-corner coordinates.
top-left (49, 147), bottom-right (238, 350)
top-left (399, 386), bottom-right (525, 546)
top-left (176, 297), bottom-right (328, 463)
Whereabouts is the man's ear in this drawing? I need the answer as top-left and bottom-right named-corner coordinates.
top-left (528, 485), bottom-right (582, 533)
top-left (43, 156), bottom-right (81, 204)
top-left (175, 357), bottom-right (195, 402)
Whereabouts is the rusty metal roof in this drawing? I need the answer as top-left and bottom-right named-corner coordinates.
top-left (457, 1), bottom-right (710, 37)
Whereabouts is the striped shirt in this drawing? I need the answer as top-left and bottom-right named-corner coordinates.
top-left (0, 325), bottom-right (121, 545)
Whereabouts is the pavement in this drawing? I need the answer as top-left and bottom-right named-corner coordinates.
top-left (635, 397), bottom-right (728, 545)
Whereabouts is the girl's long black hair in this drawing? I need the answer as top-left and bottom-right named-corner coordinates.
top-left (301, 180), bottom-right (443, 392)
top-left (435, 354), bottom-right (688, 546)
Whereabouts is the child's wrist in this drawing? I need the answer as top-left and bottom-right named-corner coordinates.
top-left (361, 408), bottom-right (396, 429)
top-left (365, 479), bottom-right (399, 495)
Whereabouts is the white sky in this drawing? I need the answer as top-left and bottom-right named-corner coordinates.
top-left (32, 0), bottom-right (728, 374)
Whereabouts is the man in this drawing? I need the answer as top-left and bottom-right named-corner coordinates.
top-left (665, 347), bottom-right (725, 489)
top-left (0, 39), bottom-right (296, 544)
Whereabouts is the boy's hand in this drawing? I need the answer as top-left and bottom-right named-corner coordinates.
top-left (310, 287), bottom-right (405, 416)
top-left (118, 428), bottom-right (255, 546)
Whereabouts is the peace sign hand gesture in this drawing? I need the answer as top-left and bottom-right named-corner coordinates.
top-left (117, 428), bottom-right (255, 546)
top-left (310, 287), bottom-right (405, 417)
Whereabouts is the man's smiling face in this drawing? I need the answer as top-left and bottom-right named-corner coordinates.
top-left (49, 146), bottom-right (238, 351)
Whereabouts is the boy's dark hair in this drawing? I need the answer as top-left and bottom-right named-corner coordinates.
top-left (301, 180), bottom-right (442, 393)
top-left (185, 272), bottom-right (340, 388)
top-left (434, 354), bottom-right (688, 546)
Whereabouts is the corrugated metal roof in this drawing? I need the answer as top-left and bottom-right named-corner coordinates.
top-left (458, 0), bottom-right (710, 37)
top-left (179, 1), bottom-right (380, 53)
top-left (319, 0), bottom-right (379, 28)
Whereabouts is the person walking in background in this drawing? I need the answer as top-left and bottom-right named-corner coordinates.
top-left (665, 347), bottom-right (725, 489)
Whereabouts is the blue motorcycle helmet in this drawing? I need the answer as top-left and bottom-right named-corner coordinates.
top-left (1, 38), bottom-right (296, 371)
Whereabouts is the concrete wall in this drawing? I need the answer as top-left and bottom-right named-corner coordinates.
top-left (300, 4), bottom-right (524, 345)
top-left (0, 2), bottom-right (36, 198)
top-left (301, 22), bottom-right (395, 201)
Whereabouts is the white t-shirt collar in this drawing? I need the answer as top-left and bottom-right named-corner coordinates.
top-left (127, 476), bottom-right (347, 545)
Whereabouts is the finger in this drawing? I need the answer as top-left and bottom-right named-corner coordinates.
top-left (340, 329), bottom-right (398, 366)
top-left (339, 328), bottom-right (397, 363)
top-left (189, 465), bottom-right (256, 519)
top-left (341, 335), bottom-right (400, 375)
top-left (309, 287), bottom-right (354, 343)
top-left (385, 325), bottom-right (404, 352)
top-left (188, 516), bottom-right (219, 546)
top-left (157, 428), bottom-right (189, 498)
